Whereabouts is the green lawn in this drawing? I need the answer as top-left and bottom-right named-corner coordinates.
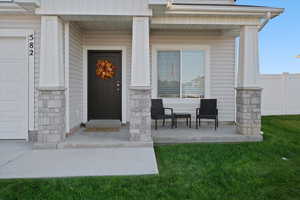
top-left (0, 115), bottom-right (300, 200)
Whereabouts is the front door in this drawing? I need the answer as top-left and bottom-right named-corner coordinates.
top-left (88, 50), bottom-right (122, 120)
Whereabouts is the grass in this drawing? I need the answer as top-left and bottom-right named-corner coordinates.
top-left (0, 115), bottom-right (300, 200)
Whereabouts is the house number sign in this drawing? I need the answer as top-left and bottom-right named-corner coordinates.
top-left (28, 33), bottom-right (34, 56)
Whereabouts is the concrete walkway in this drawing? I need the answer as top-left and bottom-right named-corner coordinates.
top-left (0, 141), bottom-right (158, 179)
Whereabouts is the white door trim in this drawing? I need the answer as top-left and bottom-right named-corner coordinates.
top-left (0, 29), bottom-right (35, 140)
top-left (82, 46), bottom-right (127, 124)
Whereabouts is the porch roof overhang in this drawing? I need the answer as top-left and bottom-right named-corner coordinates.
top-left (0, 0), bottom-right (40, 14)
top-left (150, 3), bottom-right (283, 35)
top-left (163, 4), bottom-right (284, 18)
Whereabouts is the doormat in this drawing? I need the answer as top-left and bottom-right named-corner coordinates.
top-left (84, 128), bottom-right (120, 132)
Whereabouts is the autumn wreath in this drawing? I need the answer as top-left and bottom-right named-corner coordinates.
top-left (96, 60), bottom-right (117, 80)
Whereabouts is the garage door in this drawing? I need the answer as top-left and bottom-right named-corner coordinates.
top-left (0, 37), bottom-right (28, 139)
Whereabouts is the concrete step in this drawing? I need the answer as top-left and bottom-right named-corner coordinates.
top-left (85, 120), bottom-right (121, 129)
top-left (33, 141), bottom-right (154, 150)
top-left (57, 141), bottom-right (153, 149)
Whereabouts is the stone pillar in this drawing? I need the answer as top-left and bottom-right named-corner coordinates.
top-left (129, 87), bottom-right (152, 142)
top-left (38, 88), bottom-right (66, 143)
top-left (37, 16), bottom-right (66, 144)
top-left (129, 17), bottom-right (152, 142)
top-left (236, 87), bottom-right (262, 136)
top-left (237, 25), bottom-right (262, 136)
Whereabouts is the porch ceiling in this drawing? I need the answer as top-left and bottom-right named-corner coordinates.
top-left (63, 16), bottom-right (133, 31)
top-left (151, 24), bottom-right (239, 30)
top-left (70, 16), bottom-right (240, 33)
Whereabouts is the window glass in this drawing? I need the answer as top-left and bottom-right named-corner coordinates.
top-left (157, 51), bottom-right (180, 98)
top-left (157, 49), bottom-right (205, 98)
top-left (182, 50), bottom-right (205, 98)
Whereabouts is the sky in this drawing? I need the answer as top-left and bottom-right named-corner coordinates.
top-left (236, 0), bottom-right (300, 74)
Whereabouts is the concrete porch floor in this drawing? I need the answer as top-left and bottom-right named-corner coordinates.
top-left (57, 123), bottom-right (263, 149)
top-left (152, 124), bottom-right (263, 144)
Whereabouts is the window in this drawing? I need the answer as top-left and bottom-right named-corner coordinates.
top-left (157, 50), bottom-right (205, 98)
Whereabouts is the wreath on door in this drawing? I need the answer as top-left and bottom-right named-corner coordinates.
top-left (96, 60), bottom-right (117, 80)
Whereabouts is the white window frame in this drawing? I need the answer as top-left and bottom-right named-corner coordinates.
top-left (152, 44), bottom-right (210, 99)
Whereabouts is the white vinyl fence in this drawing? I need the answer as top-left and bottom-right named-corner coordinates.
top-left (259, 73), bottom-right (300, 116)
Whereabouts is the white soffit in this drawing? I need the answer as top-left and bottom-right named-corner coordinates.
top-left (151, 3), bottom-right (283, 18)
top-left (72, 16), bottom-right (133, 31)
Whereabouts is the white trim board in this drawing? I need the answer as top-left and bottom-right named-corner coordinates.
top-left (82, 46), bottom-right (127, 124)
top-left (64, 22), bottom-right (70, 133)
top-left (151, 44), bottom-right (211, 99)
top-left (0, 29), bottom-right (35, 140)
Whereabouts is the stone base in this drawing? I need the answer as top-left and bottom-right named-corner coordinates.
top-left (37, 89), bottom-right (66, 144)
top-left (129, 88), bottom-right (152, 142)
top-left (236, 87), bottom-right (262, 136)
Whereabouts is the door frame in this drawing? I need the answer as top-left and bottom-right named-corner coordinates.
top-left (83, 46), bottom-right (127, 124)
top-left (0, 29), bottom-right (35, 140)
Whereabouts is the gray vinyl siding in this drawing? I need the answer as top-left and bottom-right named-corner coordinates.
top-left (0, 15), bottom-right (41, 129)
top-left (69, 22), bottom-right (83, 130)
top-left (40, 0), bottom-right (150, 14)
top-left (150, 31), bottom-right (236, 122)
top-left (82, 30), bottom-right (235, 122)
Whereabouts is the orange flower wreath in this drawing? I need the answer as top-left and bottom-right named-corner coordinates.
top-left (96, 60), bottom-right (117, 80)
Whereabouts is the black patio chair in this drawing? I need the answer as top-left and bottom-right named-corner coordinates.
top-left (151, 99), bottom-right (174, 130)
top-left (196, 99), bottom-right (219, 130)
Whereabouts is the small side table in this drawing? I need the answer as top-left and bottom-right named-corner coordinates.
top-left (174, 113), bottom-right (192, 128)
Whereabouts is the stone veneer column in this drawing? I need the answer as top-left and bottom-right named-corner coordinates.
top-left (37, 88), bottom-right (66, 143)
top-left (236, 87), bottom-right (262, 135)
top-left (129, 17), bottom-right (152, 142)
top-left (236, 25), bottom-right (262, 137)
top-left (37, 16), bottom-right (65, 144)
top-left (129, 87), bottom-right (152, 142)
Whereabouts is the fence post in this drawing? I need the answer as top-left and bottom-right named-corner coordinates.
top-left (282, 72), bottom-right (289, 115)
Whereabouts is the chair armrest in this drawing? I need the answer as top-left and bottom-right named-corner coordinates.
top-left (164, 107), bottom-right (174, 115)
top-left (196, 108), bottom-right (200, 116)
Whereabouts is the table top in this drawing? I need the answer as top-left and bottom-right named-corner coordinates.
top-left (174, 113), bottom-right (191, 117)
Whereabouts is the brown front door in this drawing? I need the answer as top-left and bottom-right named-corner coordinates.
top-left (88, 50), bottom-right (122, 120)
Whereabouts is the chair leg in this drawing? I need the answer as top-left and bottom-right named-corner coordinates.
top-left (196, 118), bottom-right (198, 129)
top-left (155, 120), bottom-right (157, 130)
top-left (215, 119), bottom-right (217, 130)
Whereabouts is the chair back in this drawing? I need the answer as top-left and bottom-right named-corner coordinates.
top-left (200, 99), bottom-right (217, 115)
top-left (151, 99), bottom-right (165, 117)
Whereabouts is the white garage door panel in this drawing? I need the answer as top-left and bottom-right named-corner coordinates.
top-left (0, 37), bottom-right (28, 139)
